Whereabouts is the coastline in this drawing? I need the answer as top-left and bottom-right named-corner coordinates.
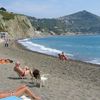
top-left (16, 39), bottom-right (100, 66)
top-left (18, 36), bottom-right (100, 66)
top-left (0, 40), bottom-right (100, 100)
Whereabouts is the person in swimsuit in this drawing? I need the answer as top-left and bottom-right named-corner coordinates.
top-left (0, 85), bottom-right (41, 100)
top-left (14, 61), bottom-right (33, 79)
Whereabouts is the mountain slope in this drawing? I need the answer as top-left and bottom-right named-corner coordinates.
top-left (28, 17), bottom-right (66, 35)
top-left (59, 10), bottom-right (100, 34)
top-left (29, 10), bottom-right (100, 35)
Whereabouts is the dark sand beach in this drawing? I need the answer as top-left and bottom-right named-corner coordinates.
top-left (0, 40), bottom-right (100, 100)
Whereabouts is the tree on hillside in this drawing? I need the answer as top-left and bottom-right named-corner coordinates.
top-left (0, 7), bottom-right (7, 11)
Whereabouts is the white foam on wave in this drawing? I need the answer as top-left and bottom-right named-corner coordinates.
top-left (86, 58), bottom-right (100, 65)
top-left (18, 40), bottom-right (62, 56)
top-left (18, 39), bottom-right (73, 57)
top-left (19, 38), bottom-right (29, 42)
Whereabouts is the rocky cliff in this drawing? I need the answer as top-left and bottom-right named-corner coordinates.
top-left (0, 11), bottom-right (41, 39)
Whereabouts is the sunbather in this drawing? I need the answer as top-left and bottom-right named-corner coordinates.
top-left (0, 85), bottom-right (41, 100)
top-left (14, 61), bottom-right (32, 79)
top-left (0, 59), bottom-right (13, 64)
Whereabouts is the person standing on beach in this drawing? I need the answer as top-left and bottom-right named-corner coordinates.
top-left (4, 37), bottom-right (9, 47)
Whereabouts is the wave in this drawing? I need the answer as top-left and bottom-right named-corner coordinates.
top-left (18, 39), bottom-right (73, 57)
top-left (86, 58), bottom-right (100, 65)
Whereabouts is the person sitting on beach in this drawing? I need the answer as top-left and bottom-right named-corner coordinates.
top-left (32, 69), bottom-right (41, 80)
top-left (14, 61), bottom-right (33, 79)
top-left (32, 69), bottom-right (41, 86)
top-left (31, 69), bottom-right (41, 85)
top-left (0, 85), bottom-right (41, 100)
top-left (58, 52), bottom-right (68, 61)
top-left (0, 59), bottom-right (13, 64)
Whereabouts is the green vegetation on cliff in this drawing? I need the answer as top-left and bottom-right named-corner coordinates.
top-left (28, 17), bottom-right (66, 35)
top-left (0, 11), bottom-right (15, 20)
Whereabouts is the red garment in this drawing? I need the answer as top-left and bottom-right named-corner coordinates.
top-left (21, 71), bottom-right (25, 77)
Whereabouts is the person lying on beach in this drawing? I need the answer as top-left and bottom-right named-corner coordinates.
top-left (14, 61), bottom-right (33, 79)
top-left (0, 85), bottom-right (41, 100)
top-left (58, 52), bottom-right (68, 61)
top-left (0, 59), bottom-right (13, 64)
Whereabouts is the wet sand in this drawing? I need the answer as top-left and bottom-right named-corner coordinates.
top-left (0, 40), bottom-right (100, 100)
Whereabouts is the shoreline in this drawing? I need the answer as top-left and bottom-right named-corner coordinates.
top-left (17, 38), bottom-right (100, 67)
top-left (0, 39), bottom-right (100, 100)
top-left (17, 36), bottom-right (100, 66)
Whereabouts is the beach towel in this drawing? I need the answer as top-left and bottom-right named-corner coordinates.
top-left (0, 95), bottom-right (31, 100)
top-left (0, 96), bottom-right (22, 100)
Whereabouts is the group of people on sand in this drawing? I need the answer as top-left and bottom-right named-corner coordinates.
top-left (58, 52), bottom-right (68, 61)
top-left (0, 61), bottom-right (41, 100)
top-left (0, 52), bottom-right (68, 100)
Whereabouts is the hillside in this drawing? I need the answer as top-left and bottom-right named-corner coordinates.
top-left (59, 10), bottom-right (100, 34)
top-left (1, 10), bottom-right (100, 38)
top-left (28, 17), bottom-right (66, 35)
top-left (0, 11), bottom-right (42, 39)
top-left (29, 10), bottom-right (100, 35)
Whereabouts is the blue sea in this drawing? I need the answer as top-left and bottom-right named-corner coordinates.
top-left (18, 35), bottom-right (100, 65)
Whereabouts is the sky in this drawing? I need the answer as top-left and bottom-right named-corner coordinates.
top-left (0, 0), bottom-right (100, 18)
